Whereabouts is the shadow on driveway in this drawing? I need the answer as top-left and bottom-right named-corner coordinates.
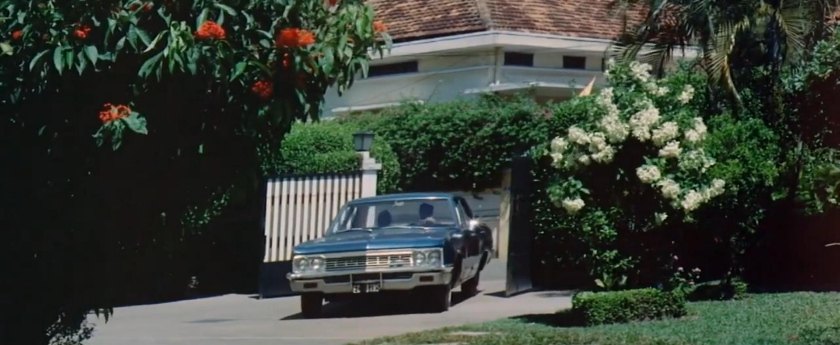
top-left (280, 290), bottom-right (482, 320)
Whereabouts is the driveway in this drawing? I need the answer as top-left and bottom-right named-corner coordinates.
top-left (86, 260), bottom-right (572, 345)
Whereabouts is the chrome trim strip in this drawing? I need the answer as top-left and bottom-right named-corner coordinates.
top-left (287, 266), bottom-right (452, 280)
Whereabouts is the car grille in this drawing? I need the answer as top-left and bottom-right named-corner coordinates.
top-left (325, 253), bottom-right (412, 272)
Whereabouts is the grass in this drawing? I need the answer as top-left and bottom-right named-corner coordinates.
top-left (348, 292), bottom-right (840, 345)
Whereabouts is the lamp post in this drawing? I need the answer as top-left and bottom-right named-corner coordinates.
top-left (353, 131), bottom-right (381, 198)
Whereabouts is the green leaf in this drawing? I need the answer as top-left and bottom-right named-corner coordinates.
top-left (231, 61), bottom-right (247, 81)
top-left (135, 27), bottom-right (152, 47)
top-left (142, 31), bottom-right (166, 53)
top-left (214, 3), bottom-right (237, 16)
top-left (122, 113), bottom-right (148, 135)
top-left (0, 42), bottom-right (12, 56)
top-left (53, 46), bottom-right (65, 74)
top-left (84, 45), bottom-right (98, 65)
top-left (76, 51), bottom-right (87, 75)
top-left (138, 51), bottom-right (163, 78)
top-left (29, 49), bottom-right (49, 71)
top-left (196, 8), bottom-right (209, 28)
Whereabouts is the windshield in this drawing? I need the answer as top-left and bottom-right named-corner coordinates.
top-left (328, 198), bottom-right (457, 234)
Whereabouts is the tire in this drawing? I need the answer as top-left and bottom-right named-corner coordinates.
top-left (461, 271), bottom-right (480, 297)
top-left (300, 293), bottom-right (322, 318)
top-left (428, 285), bottom-right (451, 313)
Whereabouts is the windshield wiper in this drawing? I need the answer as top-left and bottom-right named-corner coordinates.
top-left (335, 227), bottom-right (373, 233)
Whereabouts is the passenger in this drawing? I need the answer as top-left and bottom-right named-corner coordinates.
top-left (418, 203), bottom-right (436, 226)
top-left (377, 210), bottom-right (392, 227)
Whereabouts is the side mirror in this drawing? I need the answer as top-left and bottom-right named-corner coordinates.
top-left (468, 219), bottom-right (480, 230)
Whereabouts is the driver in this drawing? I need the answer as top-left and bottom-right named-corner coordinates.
top-left (418, 203), bottom-right (436, 226)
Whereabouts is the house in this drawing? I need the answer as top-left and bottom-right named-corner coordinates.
top-left (323, 0), bottom-right (694, 117)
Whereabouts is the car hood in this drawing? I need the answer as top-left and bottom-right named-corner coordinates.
top-left (293, 227), bottom-right (454, 255)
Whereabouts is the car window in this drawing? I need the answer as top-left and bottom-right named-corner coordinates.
top-left (328, 198), bottom-right (457, 233)
top-left (454, 199), bottom-right (470, 227)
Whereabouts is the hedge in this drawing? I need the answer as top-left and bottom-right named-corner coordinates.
top-left (260, 120), bottom-right (401, 193)
top-left (339, 95), bottom-right (548, 191)
top-left (686, 279), bottom-right (749, 301)
top-left (572, 288), bottom-right (687, 326)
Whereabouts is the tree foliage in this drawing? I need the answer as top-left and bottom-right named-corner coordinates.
top-left (0, 0), bottom-right (388, 343)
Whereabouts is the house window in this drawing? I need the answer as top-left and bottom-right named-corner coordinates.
top-left (563, 56), bottom-right (587, 70)
top-left (504, 52), bottom-right (534, 67)
top-left (367, 61), bottom-right (418, 77)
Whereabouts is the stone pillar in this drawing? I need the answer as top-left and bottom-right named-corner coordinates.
top-left (497, 168), bottom-right (512, 261)
top-left (359, 151), bottom-right (381, 198)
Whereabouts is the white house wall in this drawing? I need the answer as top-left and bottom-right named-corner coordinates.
top-left (322, 31), bottom-right (699, 117)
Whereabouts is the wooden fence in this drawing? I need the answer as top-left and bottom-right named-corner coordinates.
top-left (263, 172), bottom-right (363, 262)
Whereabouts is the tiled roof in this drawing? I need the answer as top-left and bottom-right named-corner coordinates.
top-left (369, 0), bottom-right (648, 42)
top-left (368, 0), bottom-right (488, 42)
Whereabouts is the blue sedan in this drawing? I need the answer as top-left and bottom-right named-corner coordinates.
top-left (286, 193), bottom-right (494, 317)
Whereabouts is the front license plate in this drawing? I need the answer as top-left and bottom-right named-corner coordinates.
top-left (352, 283), bottom-right (381, 294)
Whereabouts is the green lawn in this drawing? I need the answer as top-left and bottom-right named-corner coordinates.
top-left (349, 292), bottom-right (840, 345)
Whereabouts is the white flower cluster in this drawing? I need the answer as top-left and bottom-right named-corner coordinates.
top-left (629, 105), bottom-right (661, 142)
top-left (596, 88), bottom-right (629, 143)
top-left (651, 121), bottom-right (680, 147)
top-left (562, 198), bottom-right (586, 214)
top-left (678, 179), bottom-right (726, 212)
top-left (568, 126), bottom-right (590, 145)
top-left (684, 117), bottom-right (707, 144)
top-left (678, 84), bottom-right (695, 104)
top-left (629, 61), bottom-right (652, 82)
top-left (636, 165), bottom-right (662, 184)
top-left (659, 141), bottom-right (682, 159)
top-left (680, 190), bottom-right (705, 212)
top-left (548, 125), bottom-right (618, 169)
top-left (656, 178), bottom-right (681, 199)
top-left (549, 137), bottom-right (568, 169)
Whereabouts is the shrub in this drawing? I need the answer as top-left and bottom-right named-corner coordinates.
top-left (341, 95), bottom-right (548, 191)
top-left (571, 288), bottom-right (687, 326)
top-left (261, 120), bottom-right (401, 193)
top-left (685, 279), bottom-right (749, 301)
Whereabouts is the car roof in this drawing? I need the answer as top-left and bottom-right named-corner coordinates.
top-left (347, 192), bottom-right (457, 205)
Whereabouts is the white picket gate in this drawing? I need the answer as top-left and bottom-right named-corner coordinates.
top-left (263, 172), bottom-right (363, 262)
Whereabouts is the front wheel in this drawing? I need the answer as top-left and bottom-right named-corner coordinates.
top-left (427, 285), bottom-right (451, 313)
top-left (461, 271), bottom-right (480, 297)
top-left (300, 293), bottom-right (322, 318)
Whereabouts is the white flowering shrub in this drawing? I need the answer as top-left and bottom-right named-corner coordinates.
top-left (541, 60), bottom-right (733, 289)
top-left (547, 60), bottom-right (725, 221)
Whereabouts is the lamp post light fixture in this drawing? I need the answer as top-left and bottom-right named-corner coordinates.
top-left (353, 131), bottom-right (375, 152)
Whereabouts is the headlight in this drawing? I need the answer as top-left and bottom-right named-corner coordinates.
top-left (413, 251), bottom-right (426, 266)
top-left (310, 257), bottom-right (324, 271)
top-left (413, 249), bottom-right (443, 267)
top-left (292, 256), bottom-right (325, 273)
top-left (427, 250), bottom-right (442, 266)
top-left (293, 257), bottom-right (309, 273)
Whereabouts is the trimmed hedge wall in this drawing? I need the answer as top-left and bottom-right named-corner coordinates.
top-left (572, 288), bottom-right (687, 326)
top-left (260, 120), bottom-right (401, 193)
top-left (686, 279), bottom-right (749, 301)
top-left (339, 95), bottom-right (548, 191)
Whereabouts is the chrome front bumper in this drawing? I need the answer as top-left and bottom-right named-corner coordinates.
top-left (287, 267), bottom-right (453, 294)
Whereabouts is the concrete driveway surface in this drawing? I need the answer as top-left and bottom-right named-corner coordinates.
top-left (86, 260), bottom-right (572, 345)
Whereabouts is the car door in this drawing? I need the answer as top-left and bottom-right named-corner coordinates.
top-left (454, 197), bottom-right (481, 271)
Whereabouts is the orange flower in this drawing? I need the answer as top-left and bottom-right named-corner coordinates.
top-left (373, 20), bottom-right (388, 33)
top-left (275, 28), bottom-right (316, 48)
top-left (195, 21), bottom-right (226, 40)
top-left (11, 30), bottom-right (23, 41)
top-left (73, 25), bottom-right (92, 40)
top-left (98, 103), bottom-right (132, 124)
top-left (251, 80), bottom-right (274, 101)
